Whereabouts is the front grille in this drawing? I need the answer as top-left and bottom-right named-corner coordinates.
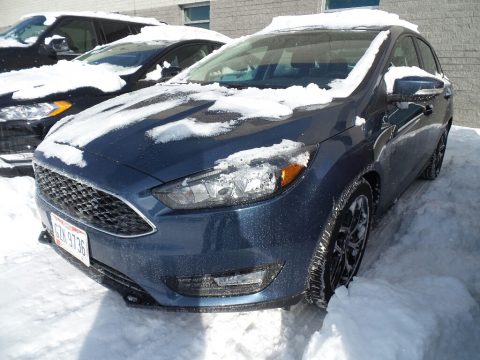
top-left (0, 124), bottom-right (41, 154)
top-left (35, 164), bottom-right (154, 236)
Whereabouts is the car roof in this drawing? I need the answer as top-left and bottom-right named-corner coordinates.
top-left (22, 11), bottom-right (163, 26)
top-left (258, 9), bottom-right (418, 35)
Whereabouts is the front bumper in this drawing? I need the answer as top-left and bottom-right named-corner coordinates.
top-left (39, 229), bottom-right (303, 312)
top-left (33, 150), bottom-right (332, 311)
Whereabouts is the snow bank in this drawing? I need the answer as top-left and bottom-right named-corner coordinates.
top-left (303, 277), bottom-right (478, 360)
top-left (0, 177), bottom-right (42, 264)
top-left (22, 11), bottom-right (162, 26)
top-left (0, 60), bottom-right (126, 100)
top-left (260, 9), bottom-right (418, 34)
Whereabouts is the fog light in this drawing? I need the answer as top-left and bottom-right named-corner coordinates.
top-left (213, 270), bottom-right (266, 287)
top-left (165, 263), bottom-right (283, 297)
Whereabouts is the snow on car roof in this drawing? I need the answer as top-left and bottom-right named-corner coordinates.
top-left (259, 9), bottom-right (419, 34)
top-left (21, 11), bottom-right (163, 26)
top-left (109, 24), bottom-right (231, 46)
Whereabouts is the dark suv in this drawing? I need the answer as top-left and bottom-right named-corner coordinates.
top-left (0, 12), bottom-right (162, 72)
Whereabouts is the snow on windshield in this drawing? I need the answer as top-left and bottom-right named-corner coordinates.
top-left (0, 60), bottom-right (126, 100)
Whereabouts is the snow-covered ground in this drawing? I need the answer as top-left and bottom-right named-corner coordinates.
top-left (0, 126), bottom-right (479, 360)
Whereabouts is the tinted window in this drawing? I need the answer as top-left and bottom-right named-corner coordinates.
top-left (77, 42), bottom-right (162, 74)
top-left (417, 39), bottom-right (439, 75)
top-left (102, 21), bottom-right (132, 43)
top-left (50, 18), bottom-right (97, 53)
top-left (187, 30), bottom-right (378, 89)
top-left (391, 37), bottom-right (419, 67)
top-left (164, 44), bottom-right (211, 68)
top-left (327, 0), bottom-right (379, 9)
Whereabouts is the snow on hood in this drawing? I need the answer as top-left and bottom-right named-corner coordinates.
top-left (260, 9), bottom-right (419, 34)
top-left (214, 139), bottom-right (310, 170)
top-left (384, 66), bottom-right (444, 93)
top-left (22, 11), bottom-right (162, 26)
top-left (0, 60), bottom-right (126, 100)
top-left (38, 30), bottom-right (389, 167)
top-left (108, 24), bottom-right (231, 46)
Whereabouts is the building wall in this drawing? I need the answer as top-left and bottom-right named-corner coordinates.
top-left (380, 0), bottom-right (480, 127)
top-left (210, 0), bottom-right (322, 38)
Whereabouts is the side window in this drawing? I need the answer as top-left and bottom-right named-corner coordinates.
top-left (130, 23), bottom-right (145, 34)
top-left (102, 21), bottom-right (133, 43)
top-left (391, 37), bottom-right (420, 67)
top-left (417, 39), bottom-right (439, 75)
top-left (50, 18), bottom-right (97, 53)
top-left (163, 44), bottom-right (212, 69)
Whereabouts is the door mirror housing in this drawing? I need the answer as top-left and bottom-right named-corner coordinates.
top-left (388, 76), bottom-right (444, 103)
top-left (161, 66), bottom-right (183, 80)
top-left (45, 36), bottom-right (71, 53)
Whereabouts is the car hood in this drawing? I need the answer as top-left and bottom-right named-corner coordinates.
top-left (41, 83), bottom-right (359, 183)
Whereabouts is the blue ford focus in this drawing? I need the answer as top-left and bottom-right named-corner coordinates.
top-left (34, 11), bottom-right (453, 311)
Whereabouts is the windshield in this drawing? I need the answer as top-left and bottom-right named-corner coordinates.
top-left (0, 16), bottom-right (48, 45)
top-left (186, 30), bottom-right (378, 89)
top-left (76, 42), bottom-right (164, 74)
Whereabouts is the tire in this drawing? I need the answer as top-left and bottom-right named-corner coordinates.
top-left (307, 178), bottom-right (373, 308)
top-left (421, 127), bottom-right (449, 180)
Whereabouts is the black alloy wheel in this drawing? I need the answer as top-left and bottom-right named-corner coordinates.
top-left (422, 127), bottom-right (449, 180)
top-left (308, 179), bottom-right (373, 308)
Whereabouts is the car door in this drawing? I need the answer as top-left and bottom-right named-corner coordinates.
top-left (379, 35), bottom-right (430, 202)
top-left (414, 37), bottom-right (452, 157)
top-left (47, 17), bottom-right (98, 60)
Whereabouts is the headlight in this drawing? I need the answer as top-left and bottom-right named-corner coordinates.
top-left (153, 143), bottom-right (313, 210)
top-left (0, 101), bottom-right (72, 121)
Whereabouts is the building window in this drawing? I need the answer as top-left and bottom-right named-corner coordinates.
top-left (183, 3), bottom-right (210, 29)
top-left (326, 0), bottom-right (379, 10)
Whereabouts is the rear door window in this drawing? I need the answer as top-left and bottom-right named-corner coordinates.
top-left (163, 43), bottom-right (212, 68)
top-left (101, 21), bottom-right (133, 43)
top-left (416, 39), bottom-right (440, 75)
top-left (49, 18), bottom-right (97, 53)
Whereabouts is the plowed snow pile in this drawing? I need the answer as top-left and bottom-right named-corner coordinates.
top-left (0, 126), bottom-right (479, 360)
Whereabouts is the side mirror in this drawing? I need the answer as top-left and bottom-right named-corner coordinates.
top-left (388, 76), bottom-right (444, 103)
top-left (45, 36), bottom-right (70, 53)
top-left (161, 66), bottom-right (183, 80)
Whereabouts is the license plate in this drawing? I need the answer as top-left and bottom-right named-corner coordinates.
top-left (51, 213), bottom-right (90, 266)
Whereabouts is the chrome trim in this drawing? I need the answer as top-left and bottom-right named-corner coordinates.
top-left (0, 152), bottom-right (34, 162)
top-left (414, 88), bottom-right (443, 96)
top-left (33, 160), bottom-right (157, 239)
